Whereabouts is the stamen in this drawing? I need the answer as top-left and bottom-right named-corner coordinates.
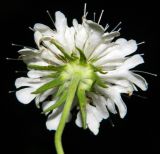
top-left (15, 70), bottom-right (27, 73)
top-left (11, 43), bottom-right (35, 50)
top-left (46, 10), bottom-right (55, 26)
top-left (93, 12), bottom-right (96, 22)
top-left (108, 117), bottom-right (115, 127)
top-left (137, 41), bottom-right (145, 45)
top-left (8, 90), bottom-right (15, 94)
top-left (132, 93), bottom-right (147, 99)
top-left (11, 43), bottom-right (25, 48)
top-left (98, 10), bottom-right (104, 24)
top-left (29, 27), bottom-right (34, 32)
top-left (104, 24), bottom-right (109, 31)
top-left (85, 12), bottom-right (88, 17)
top-left (132, 70), bottom-right (157, 76)
top-left (117, 28), bottom-right (121, 32)
top-left (140, 53), bottom-right (144, 56)
top-left (111, 21), bottom-right (122, 32)
top-left (84, 3), bottom-right (87, 17)
top-left (6, 57), bottom-right (22, 61)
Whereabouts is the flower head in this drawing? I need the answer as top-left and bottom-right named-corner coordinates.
top-left (15, 5), bottom-right (148, 154)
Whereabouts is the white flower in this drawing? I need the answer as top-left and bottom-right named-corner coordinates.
top-left (14, 6), bottom-right (149, 154)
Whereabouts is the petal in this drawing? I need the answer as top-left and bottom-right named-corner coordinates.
top-left (15, 77), bottom-right (42, 88)
top-left (18, 48), bottom-right (40, 55)
top-left (101, 70), bottom-right (148, 91)
top-left (115, 38), bottom-right (127, 45)
top-left (42, 40), bottom-right (63, 56)
top-left (46, 110), bottom-right (62, 130)
top-left (74, 26), bottom-right (88, 50)
top-left (40, 48), bottom-right (63, 65)
top-left (119, 54), bottom-right (144, 70)
top-left (42, 100), bottom-right (56, 112)
top-left (95, 39), bottom-right (137, 65)
top-left (55, 11), bottom-right (67, 33)
top-left (16, 87), bottom-right (36, 104)
top-left (64, 27), bottom-right (75, 53)
top-left (89, 93), bottom-right (109, 119)
top-left (86, 104), bottom-right (100, 135)
top-left (75, 111), bottom-right (82, 127)
top-left (89, 43), bottom-right (109, 59)
top-left (105, 98), bottom-right (117, 114)
top-left (34, 31), bottom-right (43, 48)
top-left (83, 19), bottom-right (104, 33)
top-left (27, 70), bottom-right (51, 78)
top-left (129, 72), bottom-right (148, 91)
top-left (106, 87), bottom-right (127, 118)
top-left (96, 86), bottom-right (127, 118)
top-left (34, 23), bottom-right (55, 36)
top-left (39, 89), bottom-right (56, 102)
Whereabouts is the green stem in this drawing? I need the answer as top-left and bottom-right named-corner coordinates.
top-left (54, 74), bottom-right (80, 154)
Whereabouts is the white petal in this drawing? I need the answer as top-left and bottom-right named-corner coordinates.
top-left (42, 100), bottom-right (56, 112)
top-left (74, 25), bottom-right (88, 50)
top-left (96, 86), bottom-right (127, 118)
top-left (75, 111), bottom-right (82, 127)
top-left (95, 39), bottom-right (137, 65)
top-left (64, 27), bottom-right (75, 53)
top-left (129, 72), bottom-right (148, 91)
top-left (16, 87), bottom-right (36, 104)
top-left (46, 110), bottom-right (62, 130)
top-left (119, 54), bottom-right (144, 70)
top-left (106, 87), bottom-right (127, 118)
top-left (55, 11), bottom-right (67, 33)
top-left (89, 43), bottom-right (109, 59)
top-left (42, 40), bottom-right (63, 56)
top-left (72, 19), bottom-right (79, 30)
top-left (39, 89), bottom-right (56, 102)
top-left (40, 48), bottom-right (63, 65)
top-left (27, 70), bottom-right (51, 78)
top-left (89, 93), bottom-right (109, 119)
top-left (15, 77), bottom-right (42, 88)
top-left (115, 38), bottom-right (127, 45)
top-left (28, 60), bottom-right (49, 66)
top-left (34, 31), bottom-right (43, 48)
top-left (101, 70), bottom-right (148, 91)
top-left (34, 23), bottom-right (54, 36)
top-left (86, 104), bottom-right (100, 135)
top-left (18, 48), bottom-right (40, 55)
top-left (105, 98), bottom-right (117, 114)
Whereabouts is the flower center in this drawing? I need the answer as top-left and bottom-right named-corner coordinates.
top-left (60, 61), bottom-right (95, 91)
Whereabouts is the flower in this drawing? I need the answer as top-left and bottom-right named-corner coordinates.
top-left (15, 5), bottom-right (148, 154)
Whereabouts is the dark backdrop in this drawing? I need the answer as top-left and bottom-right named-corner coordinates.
top-left (1, 0), bottom-right (159, 154)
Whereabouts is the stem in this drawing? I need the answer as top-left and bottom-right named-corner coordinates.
top-left (54, 74), bottom-right (80, 154)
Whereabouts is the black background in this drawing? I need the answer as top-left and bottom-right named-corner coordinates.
top-left (1, 0), bottom-right (160, 154)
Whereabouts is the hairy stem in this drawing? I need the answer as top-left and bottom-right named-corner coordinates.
top-left (54, 74), bottom-right (80, 154)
